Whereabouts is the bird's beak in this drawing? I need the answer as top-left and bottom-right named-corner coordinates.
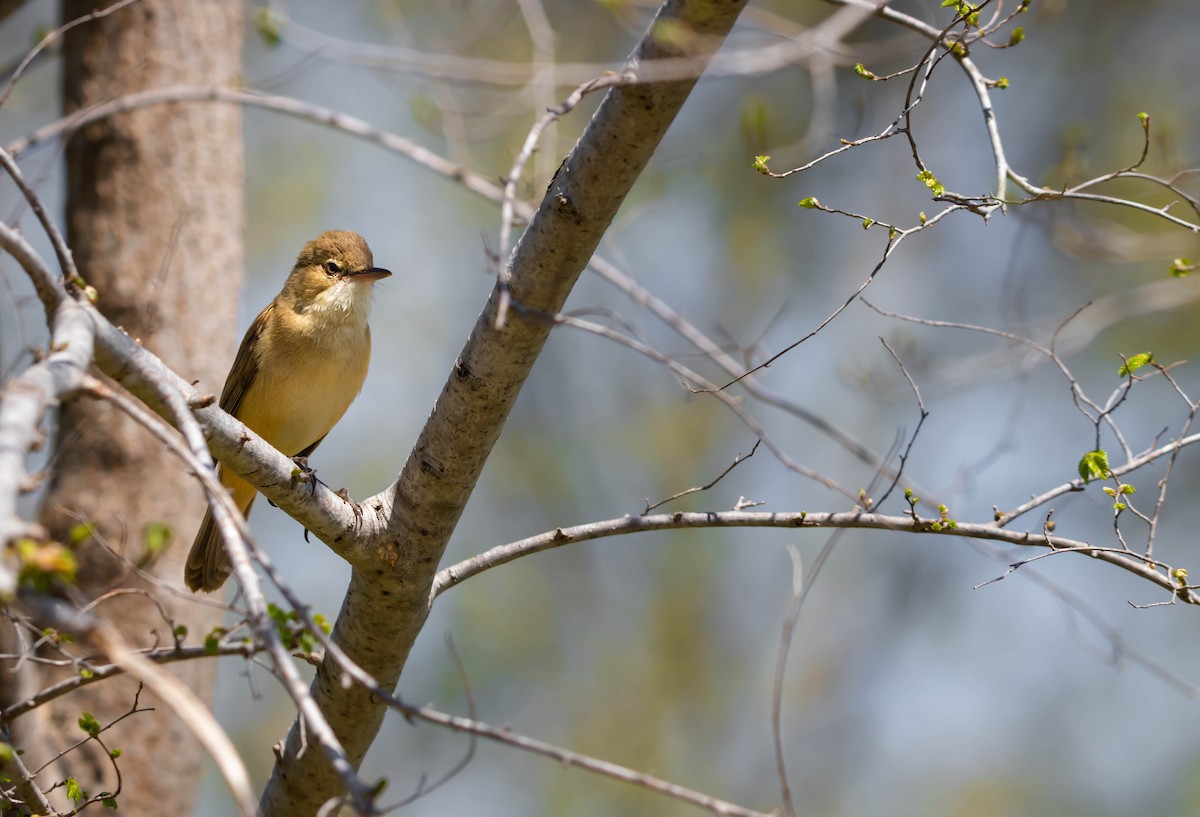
top-left (347, 267), bottom-right (392, 282)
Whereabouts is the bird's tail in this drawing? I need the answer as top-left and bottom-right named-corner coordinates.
top-left (185, 477), bottom-right (257, 593)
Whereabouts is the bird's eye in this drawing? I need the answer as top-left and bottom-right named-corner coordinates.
top-left (324, 259), bottom-right (341, 275)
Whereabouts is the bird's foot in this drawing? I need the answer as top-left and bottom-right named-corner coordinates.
top-left (335, 487), bottom-right (364, 525)
top-left (290, 456), bottom-right (322, 496)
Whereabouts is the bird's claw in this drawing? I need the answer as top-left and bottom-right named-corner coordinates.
top-left (335, 487), bottom-right (364, 525)
top-left (290, 456), bottom-right (320, 496)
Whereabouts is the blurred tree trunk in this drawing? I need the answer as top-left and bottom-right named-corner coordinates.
top-left (6, 1), bottom-right (244, 814)
top-left (0, 1), bottom-right (23, 25)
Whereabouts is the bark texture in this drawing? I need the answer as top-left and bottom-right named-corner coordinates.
top-left (6, 2), bottom-right (244, 814)
top-left (259, 1), bottom-right (749, 814)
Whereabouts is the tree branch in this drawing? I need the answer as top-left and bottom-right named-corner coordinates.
top-left (431, 510), bottom-right (1200, 605)
top-left (258, 1), bottom-right (750, 813)
top-left (0, 225), bottom-right (95, 598)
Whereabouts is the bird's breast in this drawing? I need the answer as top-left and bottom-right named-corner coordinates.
top-left (237, 314), bottom-right (371, 456)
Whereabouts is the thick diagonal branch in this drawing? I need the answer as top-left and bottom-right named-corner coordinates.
top-left (258, 1), bottom-right (749, 813)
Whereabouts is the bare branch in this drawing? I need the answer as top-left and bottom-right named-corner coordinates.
top-left (431, 509), bottom-right (1199, 604)
top-left (0, 643), bottom-right (259, 724)
top-left (873, 338), bottom-right (930, 509)
top-left (0, 225), bottom-right (95, 596)
top-left (645, 440), bottom-right (761, 513)
top-left (393, 702), bottom-right (775, 817)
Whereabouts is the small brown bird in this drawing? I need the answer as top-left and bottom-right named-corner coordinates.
top-left (185, 230), bottom-right (390, 592)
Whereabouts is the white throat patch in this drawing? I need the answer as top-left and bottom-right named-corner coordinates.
top-left (311, 277), bottom-right (375, 323)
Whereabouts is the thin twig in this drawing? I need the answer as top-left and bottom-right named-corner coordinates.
top-left (644, 440), bottom-right (761, 513)
top-left (0, 643), bottom-right (260, 725)
top-left (874, 338), bottom-right (929, 509)
top-left (495, 72), bottom-right (633, 328)
top-left (514, 305), bottom-right (854, 498)
top-left (0, 0), bottom-right (143, 109)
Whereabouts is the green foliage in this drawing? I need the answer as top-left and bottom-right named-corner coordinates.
top-left (103, 794), bottom-right (120, 809)
top-left (13, 538), bottom-right (77, 591)
top-left (78, 711), bottom-right (101, 738)
top-left (1078, 449), bottom-right (1111, 483)
top-left (1102, 483), bottom-right (1136, 511)
top-left (42, 627), bottom-right (71, 645)
top-left (65, 777), bottom-right (86, 805)
top-left (1118, 352), bottom-right (1153, 377)
top-left (267, 602), bottom-right (289, 626)
top-left (752, 154), bottom-right (771, 174)
top-left (1170, 257), bottom-right (1194, 277)
top-left (267, 603), bottom-right (326, 653)
top-left (917, 170), bottom-right (945, 197)
top-left (69, 522), bottom-right (95, 546)
top-left (853, 62), bottom-right (877, 80)
top-left (204, 627), bottom-right (226, 656)
top-left (797, 196), bottom-right (820, 209)
top-left (136, 521), bottom-right (172, 567)
top-left (939, 0), bottom-right (982, 27)
top-left (930, 504), bottom-right (959, 531)
top-left (1009, 26), bottom-right (1025, 45)
top-left (995, 77), bottom-right (1010, 89)
top-left (143, 522), bottom-right (172, 556)
top-left (254, 8), bottom-right (284, 47)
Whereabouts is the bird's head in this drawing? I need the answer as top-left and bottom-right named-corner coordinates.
top-left (283, 230), bottom-right (391, 318)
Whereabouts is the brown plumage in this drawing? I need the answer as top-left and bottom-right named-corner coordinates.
top-left (185, 230), bottom-right (390, 592)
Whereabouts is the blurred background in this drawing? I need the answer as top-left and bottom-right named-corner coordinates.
top-left (3, 0), bottom-right (1200, 815)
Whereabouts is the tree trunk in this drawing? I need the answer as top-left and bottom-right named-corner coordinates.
top-left (8, 1), bottom-right (244, 814)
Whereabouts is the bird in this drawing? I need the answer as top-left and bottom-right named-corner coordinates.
top-left (184, 230), bottom-right (390, 592)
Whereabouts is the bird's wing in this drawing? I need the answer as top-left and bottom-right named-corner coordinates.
top-left (219, 302), bottom-right (274, 417)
